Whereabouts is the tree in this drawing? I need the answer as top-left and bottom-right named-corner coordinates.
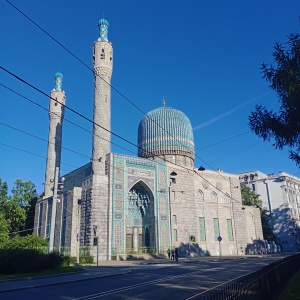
top-left (0, 212), bottom-right (9, 243)
top-left (240, 183), bottom-right (262, 207)
top-left (0, 179), bottom-right (37, 235)
top-left (249, 34), bottom-right (300, 165)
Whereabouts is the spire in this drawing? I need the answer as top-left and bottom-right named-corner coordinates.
top-left (98, 19), bottom-right (109, 42)
top-left (162, 96), bottom-right (166, 108)
top-left (54, 72), bottom-right (63, 92)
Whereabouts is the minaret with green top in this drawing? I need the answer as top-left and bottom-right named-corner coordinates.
top-left (44, 72), bottom-right (66, 198)
top-left (89, 19), bottom-right (113, 260)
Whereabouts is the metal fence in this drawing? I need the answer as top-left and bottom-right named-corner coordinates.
top-left (187, 254), bottom-right (300, 300)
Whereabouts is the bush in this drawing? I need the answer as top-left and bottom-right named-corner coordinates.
top-left (0, 249), bottom-right (48, 274)
top-left (0, 249), bottom-right (72, 274)
top-left (0, 234), bottom-right (47, 250)
top-left (80, 256), bottom-right (94, 264)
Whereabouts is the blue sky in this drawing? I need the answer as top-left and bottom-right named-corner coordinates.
top-left (1, 0), bottom-right (300, 194)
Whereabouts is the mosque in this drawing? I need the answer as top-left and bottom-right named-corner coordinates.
top-left (34, 19), bottom-right (263, 260)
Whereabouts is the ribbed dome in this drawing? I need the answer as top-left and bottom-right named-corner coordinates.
top-left (138, 107), bottom-right (195, 159)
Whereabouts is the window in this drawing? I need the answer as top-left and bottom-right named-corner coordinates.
top-left (38, 202), bottom-right (44, 236)
top-left (46, 199), bottom-right (53, 239)
top-left (199, 217), bottom-right (206, 241)
top-left (211, 192), bottom-right (217, 203)
top-left (173, 229), bottom-right (178, 241)
top-left (172, 155), bottom-right (176, 164)
top-left (223, 193), bottom-right (230, 204)
top-left (196, 190), bottom-right (204, 201)
top-left (252, 184), bottom-right (255, 191)
top-left (172, 215), bottom-right (177, 224)
top-left (60, 194), bottom-right (68, 247)
top-left (227, 219), bottom-right (233, 241)
top-left (213, 218), bottom-right (220, 241)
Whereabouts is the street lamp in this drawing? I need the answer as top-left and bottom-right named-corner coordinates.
top-left (76, 199), bottom-right (82, 264)
top-left (169, 171), bottom-right (177, 249)
top-left (48, 166), bottom-right (65, 253)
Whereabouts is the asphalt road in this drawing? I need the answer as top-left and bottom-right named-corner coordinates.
top-left (0, 255), bottom-right (288, 300)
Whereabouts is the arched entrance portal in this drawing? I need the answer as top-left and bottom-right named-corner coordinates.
top-left (126, 182), bottom-right (155, 253)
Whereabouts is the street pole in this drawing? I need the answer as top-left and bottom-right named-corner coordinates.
top-left (49, 167), bottom-right (59, 253)
top-left (97, 237), bottom-right (99, 267)
top-left (76, 199), bottom-right (81, 264)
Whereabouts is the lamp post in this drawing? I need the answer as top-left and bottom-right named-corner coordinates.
top-left (169, 171), bottom-right (177, 250)
top-left (48, 167), bottom-right (64, 253)
top-left (76, 199), bottom-right (82, 264)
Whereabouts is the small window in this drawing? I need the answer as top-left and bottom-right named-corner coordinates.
top-left (252, 184), bottom-right (255, 191)
top-left (173, 215), bottom-right (177, 224)
top-left (173, 229), bottom-right (178, 241)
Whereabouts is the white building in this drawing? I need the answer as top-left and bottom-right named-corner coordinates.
top-left (237, 170), bottom-right (300, 252)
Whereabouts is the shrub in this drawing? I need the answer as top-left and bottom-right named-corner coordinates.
top-left (80, 256), bottom-right (94, 264)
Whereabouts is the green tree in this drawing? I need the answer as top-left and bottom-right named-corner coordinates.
top-left (0, 179), bottom-right (37, 235)
top-left (0, 212), bottom-right (9, 243)
top-left (240, 183), bottom-right (262, 207)
top-left (249, 33), bottom-right (300, 165)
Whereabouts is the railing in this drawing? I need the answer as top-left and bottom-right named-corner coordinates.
top-left (187, 254), bottom-right (300, 299)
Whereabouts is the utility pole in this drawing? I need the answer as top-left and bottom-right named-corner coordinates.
top-left (76, 199), bottom-right (82, 263)
top-left (49, 167), bottom-right (59, 253)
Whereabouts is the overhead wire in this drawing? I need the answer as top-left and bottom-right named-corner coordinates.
top-left (3, 0), bottom-right (250, 187)
top-left (2, 2), bottom-right (255, 204)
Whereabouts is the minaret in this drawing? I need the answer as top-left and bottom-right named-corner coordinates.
top-left (44, 73), bottom-right (66, 198)
top-left (90, 19), bottom-right (113, 260)
top-left (92, 19), bottom-right (113, 175)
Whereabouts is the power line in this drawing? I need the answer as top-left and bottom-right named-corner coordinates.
top-left (0, 83), bottom-right (138, 157)
top-left (3, 1), bottom-right (242, 182)
top-left (197, 131), bottom-right (250, 150)
top-left (0, 142), bottom-right (78, 169)
top-left (2, 3), bottom-right (248, 196)
top-left (0, 122), bottom-right (90, 159)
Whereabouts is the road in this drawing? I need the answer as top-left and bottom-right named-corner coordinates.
top-left (0, 255), bottom-right (288, 300)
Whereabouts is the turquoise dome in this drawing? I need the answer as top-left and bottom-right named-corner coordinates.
top-left (138, 107), bottom-right (195, 159)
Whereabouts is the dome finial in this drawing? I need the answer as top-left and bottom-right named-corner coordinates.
top-left (162, 96), bottom-right (166, 108)
top-left (54, 72), bottom-right (63, 91)
top-left (98, 18), bottom-right (109, 42)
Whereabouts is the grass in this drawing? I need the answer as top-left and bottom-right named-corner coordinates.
top-left (0, 266), bottom-right (83, 281)
top-left (277, 270), bottom-right (300, 299)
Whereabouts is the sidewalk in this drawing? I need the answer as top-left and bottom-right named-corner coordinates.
top-left (0, 255), bottom-right (271, 293)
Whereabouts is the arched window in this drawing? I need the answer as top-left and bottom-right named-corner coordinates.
top-left (210, 192), bottom-right (217, 203)
top-left (223, 193), bottom-right (230, 204)
top-left (196, 189), bottom-right (204, 201)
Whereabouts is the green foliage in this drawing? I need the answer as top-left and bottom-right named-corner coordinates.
top-left (79, 255), bottom-right (94, 264)
top-left (240, 183), bottom-right (262, 207)
top-left (0, 249), bottom-right (70, 274)
top-left (0, 213), bottom-right (9, 243)
top-left (0, 178), bottom-right (38, 236)
top-left (0, 234), bottom-right (48, 249)
top-left (261, 209), bottom-right (277, 242)
top-left (249, 33), bottom-right (300, 166)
